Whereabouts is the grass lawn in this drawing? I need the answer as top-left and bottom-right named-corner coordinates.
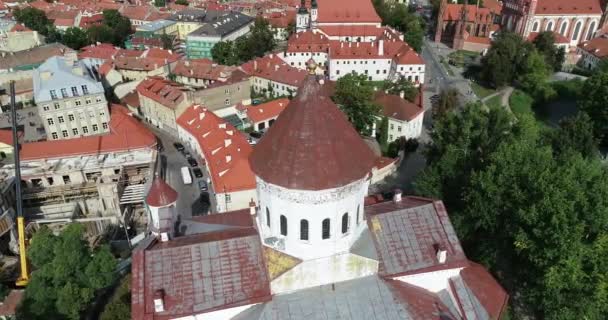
top-left (485, 95), bottom-right (502, 109)
top-left (471, 81), bottom-right (496, 98)
top-left (439, 58), bottom-right (455, 76)
top-left (509, 90), bottom-right (534, 116)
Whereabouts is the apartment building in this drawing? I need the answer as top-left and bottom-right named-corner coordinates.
top-left (33, 56), bottom-right (109, 140)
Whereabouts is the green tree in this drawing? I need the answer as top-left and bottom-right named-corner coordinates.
top-left (433, 88), bottom-right (459, 119)
top-left (550, 112), bottom-right (599, 158)
top-left (100, 275), bottom-right (131, 320)
top-left (61, 27), bottom-right (90, 50)
top-left (211, 40), bottom-right (238, 65)
top-left (481, 32), bottom-right (531, 87)
top-left (175, 0), bottom-right (189, 5)
top-left (517, 49), bottom-right (555, 101)
top-left (160, 33), bottom-right (173, 50)
top-left (332, 73), bottom-right (381, 135)
top-left (578, 72), bottom-right (608, 144)
top-left (372, 0), bottom-right (424, 51)
top-left (377, 116), bottom-right (389, 152)
top-left (286, 20), bottom-right (296, 36)
top-left (247, 17), bottom-right (276, 58)
top-left (154, 0), bottom-right (165, 7)
top-left (102, 10), bottom-right (132, 46)
top-left (403, 17), bottom-right (424, 52)
top-left (13, 7), bottom-right (52, 35)
top-left (17, 224), bottom-right (117, 320)
top-left (384, 76), bottom-right (418, 102)
top-left (532, 31), bottom-right (565, 72)
top-left (87, 25), bottom-right (115, 44)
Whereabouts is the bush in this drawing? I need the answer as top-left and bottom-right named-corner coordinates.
top-left (387, 137), bottom-right (418, 157)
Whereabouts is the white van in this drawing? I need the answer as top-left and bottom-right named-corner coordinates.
top-left (181, 167), bottom-right (192, 185)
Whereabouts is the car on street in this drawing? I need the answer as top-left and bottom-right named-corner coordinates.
top-left (250, 131), bottom-right (263, 139)
top-left (181, 166), bottom-right (192, 185)
top-left (173, 142), bottom-right (185, 152)
top-left (193, 168), bottom-right (203, 178)
top-left (188, 158), bottom-right (198, 167)
top-left (198, 180), bottom-right (208, 191)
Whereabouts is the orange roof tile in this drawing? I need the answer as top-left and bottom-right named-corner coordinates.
top-left (18, 105), bottom-right (156, 160)
top-left (136, 77), bottom-right (186, 110)
top-left (240, 55), bottom-right (307, 87)
top-left (245, 98), bottom-right (289, 124)
top-left (578, 36), bottom-right (608, 59)
top-left (176, 105), bottom-right (255, 193)
top-left (535, 0), bottom-right (602, 15)
top-left (316, 0), bottom-right (381, 24)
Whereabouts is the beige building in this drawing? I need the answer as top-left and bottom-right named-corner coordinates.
top-left (0, 22), bottom-right (43, 53)
top-left (33, 56), bottom-right (110, 140)
top-left (188, 71), bottom-right (251, 113)
top-left (136, 77), bottom-right (190, 136)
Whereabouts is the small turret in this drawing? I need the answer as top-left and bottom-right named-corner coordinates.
top-left (311, 0), bottom-right (318, 29)
top-left (296, 0), bottom-right (310, 33)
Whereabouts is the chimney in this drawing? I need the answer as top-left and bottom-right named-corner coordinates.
top-left (254, 60), bottom-right (258, 70)
top-left (399, 91), bottom-right (404, 99)
top-left (224, 139), bottom-right (232, 147)
top-left (275, 65), bottom-right (279, 71)
top-left (185, 60), bottom-right (190, 66)
top-left (341, 42), bottom-right (344, 48)
top-left (392, 189), bottom-right (402, 203)
top-left (72, 67), bottom-right (83, 76)
top-left (160, 232), bottom-right (169, 242)
top-left (249, 199), bottom-right (256, 215)
top-left (379, 40), bottom-right (384, 56)
top-left (371, 41), bottom-right (375, 47)
top-left (434, 244), bottom-right (447, 264)
top-left (226, 155), bottom-right (232, 163)
top-left (153, 290), bottom-right (165, 313)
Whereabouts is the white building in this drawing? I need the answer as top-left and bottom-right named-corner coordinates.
top-left (374, 90), bottom-right (425, 142)
top-left (240, 55), bottom-right (308, 98)
top-left (577, 35), bottom-right (608, 70)
top-left (33, 56), bottom-right (110, 140)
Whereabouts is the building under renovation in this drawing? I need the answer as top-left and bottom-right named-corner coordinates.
top-left (0, 105), bottom-right (157, 239)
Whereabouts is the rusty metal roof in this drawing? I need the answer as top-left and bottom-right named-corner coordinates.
top-left (145, 178), bottom-right (178, 208)
top-left (131, 227), bottom-right (271, 320)
top-left (366, 197), bottom-right (468, 277)
top-left (249, 75), bottom-right (377, 191)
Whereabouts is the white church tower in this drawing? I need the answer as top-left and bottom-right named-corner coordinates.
top-left (249, 61), bottom-right (377, 261)
top-left (310, 0), bottom-right (318, 29)
top-left (296, 0), bottom-right (310, 33)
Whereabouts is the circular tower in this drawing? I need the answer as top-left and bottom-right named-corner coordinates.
top-left (249, 63), bottom-right (377, 260)
top-left (145, 177), bottom-right (178, 237)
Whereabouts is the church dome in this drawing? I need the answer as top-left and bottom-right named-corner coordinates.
top-left (249, 75), bottom-right (377, 191)
top-left (146, 178), bottom-right (178, 207)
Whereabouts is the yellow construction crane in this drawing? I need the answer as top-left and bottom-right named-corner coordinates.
top-left (8, 81), bottom-right (29, 286)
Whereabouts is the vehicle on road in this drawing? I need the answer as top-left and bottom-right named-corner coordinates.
top-left (181, 166), bottom-right (192, 185)
top-left (249, 131), bottom-right (263, 139)
top-left (188, 158), bottom-right (198, 167)
top-left (193, 168), bottom-right (203, 178)
top-left (198, 180), bottom-right (208, 191)
top-left (173, 142), bottom-right (184, 152)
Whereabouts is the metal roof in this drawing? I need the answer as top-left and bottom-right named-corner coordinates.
top-left (366, 198), bottom-right (468, 277)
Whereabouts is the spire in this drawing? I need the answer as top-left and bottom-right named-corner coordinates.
top-left (298, 0), bottom-right (308, 14)
top-left (311, 0), bottom-right (317, 9)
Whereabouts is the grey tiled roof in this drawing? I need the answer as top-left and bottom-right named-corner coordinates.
top-left (33, 56), bottom-right (104, 102)
top-left (186, 11), bottom-right (253, 38)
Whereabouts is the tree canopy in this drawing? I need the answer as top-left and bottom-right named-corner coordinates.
top-left (414, 102), bottom-right (608, 319)
top-left (481, 32), bottom-right (532, 88)
top-left (383, 76), bottom-right (418, 102)
top-left (372, 0), bottom-right (425, 51)
top-left (62, 27), bottom-right (90, 50)
top-left (211, 17), bottom-right (275, 65)
top-left (332, 73), bottom-right (381, 135)
top-left (532, 31), bottom-right (566, 72)
top-left (17, 224), bottom-right (117, 320)
top-left (175, 0), bottom-right (189, 5)
top-left (578, 71), bottom-right (608, 145)
top-left (13, 7), bottom-right (53, 36)
top-left (101, 10), bottom-right (133, 46)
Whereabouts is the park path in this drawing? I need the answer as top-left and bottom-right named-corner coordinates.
top-left (480, 86), bottom-right (514, 113)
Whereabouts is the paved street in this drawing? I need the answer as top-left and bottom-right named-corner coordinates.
top-left (147, 125), bottom-right (211, 218)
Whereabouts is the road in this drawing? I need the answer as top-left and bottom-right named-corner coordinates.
top-left (149, 125), bottom-right (211, 218)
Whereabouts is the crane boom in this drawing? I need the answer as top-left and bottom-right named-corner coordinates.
top-left (9, 81), bottom-right (28, 286)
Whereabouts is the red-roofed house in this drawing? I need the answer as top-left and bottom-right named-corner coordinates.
top-left (374, 89), bottom-right (424, 142)
top-left (241, 54), bottom-right (307, 97)
top-left (0, 22), bottom-right (43, 52)
top-left (177, 104), bottom-right (256, 212)
top-left (136, 77), bottom-right (189, 136)
top-left (501, 0), bottom-right (604, 47)
top-left (173, 59), bottom-right (238, 88)
top-left (435, 1), bottom-right (501, 51)
top-left (245, 98), bottom-right (289, 131)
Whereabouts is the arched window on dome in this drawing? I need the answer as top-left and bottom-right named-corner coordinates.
top-left (356, 205), bottom-right (360, 225)
top-left (280, 215), bottom-right (287, 236)
top-left (546, 21), bottom-right (554, 32)
top-left (322, 218), bottom-right (330, 239)
top-left (341, 213), bottom-right (349, 234)
top-left (572, 21), bottom-right (583, 41)
top-left (266, 208), bottom-right (270, 227)
top-left (560, 21), bottom-right (568, 36)
top-left (300, 219), bottom-right (309, 240)
top-left (532, 21), bottom-right (539, 32)
top-left (586, 21), bottom-right (597, 41)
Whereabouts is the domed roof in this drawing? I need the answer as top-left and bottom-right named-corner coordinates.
top-left (249, 75), bottom-right (377, 191)
top-left (146, 178), bottom-right (178, 207)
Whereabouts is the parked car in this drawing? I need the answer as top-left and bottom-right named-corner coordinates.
top-left (173, 142), bottom-right (184, 152)
top-left (193, 168), bottom-right (203, 178)
top-left (198, 180), bottom-right (208, 191)
top-left (188, 158), bottom-right (198, 167)
top-left (249, 131), bottom-right (263, 139)
top-left (247, 137), bottom-right (258, 145)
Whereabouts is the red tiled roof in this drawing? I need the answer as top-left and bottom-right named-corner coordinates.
top-left (316, 0), bottom-right (381, 24)
top-left (579, 36), bottom-right (608, 58)
top-left (240, 54), bottom-right (307, 87)
top-left (98, 60), bottom-right (114, 76)
top-left (136, 77), bottom-right (186, 110)
top-left (366, 197), bottom-right (469, 277)
top-left (329, 39), bottom-right (424, 65)
top-left (318, 25), bottom-right (385, 37)
top-left (9, 24), bottom-right (31, 32)
top-left (131, 227), bottom-right (271, 320)
top-left (79, 43), bottom-right (144, 61)
top-left (374, 90), bottom-right (423, 122)
top-left (264, 10), bottom-right (295, 28)
top-left (19, 105), bottom-right (156, 160)
top-left (176, 105), bottom-right (256, 193)
top-left (53, 18), bottom-right (74, 27)
top-left (0, 290), bottom-right (24, 316)
top-left (249, 75), bottom-right (377, 191)
top-left (78, 14), bottom-right (104, 28)
top-left (459, 262), bottom-right (509, 320)
top-left (121, 90), bottom-right (141, 108)
top-left (527, 31), bottom-right (570, 44)
top-left (113, 54), bottom-right (177, 71)
top-left (286, 30), bottom-right (330, 52)
top-left (465, 35), bottom-right (492, 45)
top-left (386, 280), bottom-right (459, 319)
top-left (143, 48), bottom-right (182, 61)
top-left (535, 0), bottom-right (602, 15)
top-left (245, 98), bottom-right (289, 124)
top-left (146, 178), bottom-right (178, 207)
top-left (173, 59), bottom-right (237, 82)
top-left (442, 4), bottom-right (494, 22)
